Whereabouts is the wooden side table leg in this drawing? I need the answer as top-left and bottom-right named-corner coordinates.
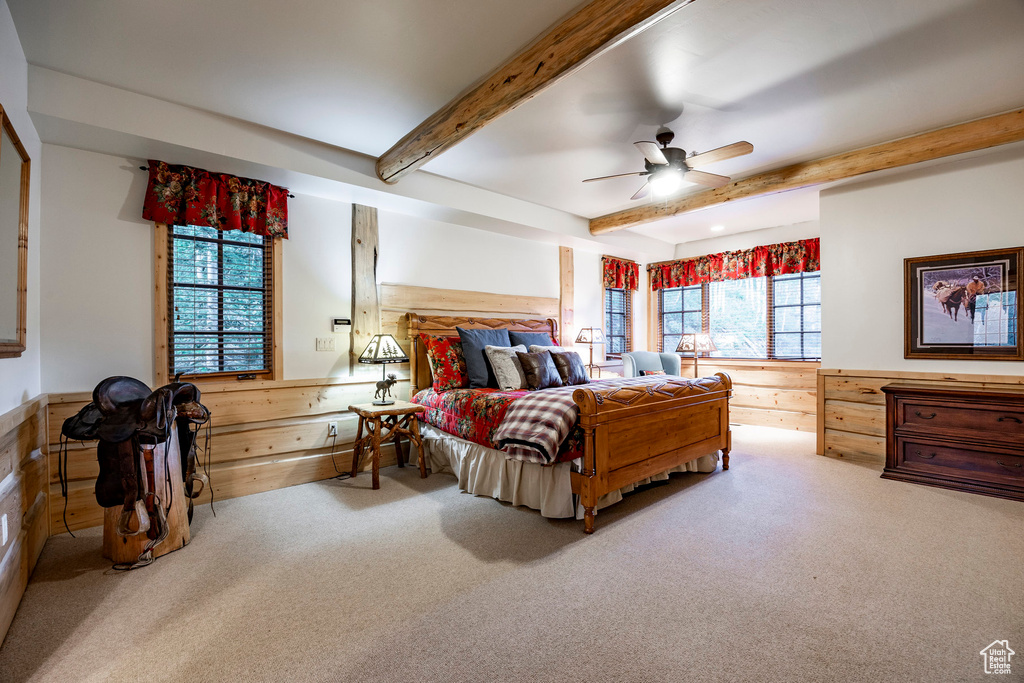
top-left (351, 416), bottom-right (365, 477)
top-left (392, 416), bottom-right (405, 468)
top-left (411, 416), bottom-right (426, 478)
top-left (371, 421), bottom-right (382, 490)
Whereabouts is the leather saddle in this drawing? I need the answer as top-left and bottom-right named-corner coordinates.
top-left (61, 376), bottom-right (212, 544)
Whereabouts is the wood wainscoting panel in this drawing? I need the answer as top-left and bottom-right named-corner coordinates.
top-left (692, 360), bottom-right (820, 432)
top-left (818, 368), bottom-right (1024, 462)
top-left (0, 395), bottom-right (49, 645)
top-left (47, 377), bottom-right (408, 535)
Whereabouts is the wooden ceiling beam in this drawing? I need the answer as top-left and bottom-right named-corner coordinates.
top-left (375, 0), bottom-right (693, 184)
top-left (589, 107), bottom-right (1024, 235)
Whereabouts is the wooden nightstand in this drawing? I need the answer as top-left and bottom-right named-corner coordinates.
top-left (348, 400), bottom-right (426, 489)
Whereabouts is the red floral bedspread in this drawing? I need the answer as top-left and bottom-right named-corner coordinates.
top-left (411, 387), bottom-right (583, 463)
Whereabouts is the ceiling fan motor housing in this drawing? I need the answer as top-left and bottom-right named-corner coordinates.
top-left (645, 146), bottom-right (688, 174)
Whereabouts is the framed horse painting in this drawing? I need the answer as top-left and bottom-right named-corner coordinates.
top-left (905, 247), bottom-right (1024, 360)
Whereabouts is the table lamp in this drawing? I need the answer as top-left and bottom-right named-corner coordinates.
top-left (575, 327), bottom-right (606, 375)
top-left (358, 333), bottom-right (409, 405)
top-left (676, 333), bottom-right (717, 377)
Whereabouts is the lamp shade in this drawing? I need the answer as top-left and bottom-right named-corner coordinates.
top-left (575, 327), bottom-right (606, 345)
top-left (358, 334), bottom-right (409, 364)
top-left (676, 333), bottom-right (717, 355)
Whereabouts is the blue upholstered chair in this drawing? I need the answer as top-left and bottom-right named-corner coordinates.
top-left (621, 351), bottom-right (682, 377)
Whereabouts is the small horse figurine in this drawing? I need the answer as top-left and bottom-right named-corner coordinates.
top-left (374, 373), bottom-right (398, 403)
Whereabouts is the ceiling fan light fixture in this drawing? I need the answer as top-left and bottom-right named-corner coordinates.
top-left (650, 168), bottom-right (684, 197)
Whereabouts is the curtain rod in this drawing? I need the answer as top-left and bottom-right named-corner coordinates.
top-left (139, 166), bottom-right (295, 198)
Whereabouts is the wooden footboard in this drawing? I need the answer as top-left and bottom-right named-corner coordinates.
top-left (570, 372), bottom-right (732, 533)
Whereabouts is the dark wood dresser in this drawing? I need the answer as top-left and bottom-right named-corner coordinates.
top-left (881, 384), bottom-right (1024, 501)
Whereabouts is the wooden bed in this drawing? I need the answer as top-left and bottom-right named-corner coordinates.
top-left (406, 313), bottom-right (733, 533)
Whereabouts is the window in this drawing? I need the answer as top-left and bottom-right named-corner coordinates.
top-left (604, 287), bottom-right (633, 356)
top-left (658, 272), bottom-right (821, 360)
top-left (659, 285), bottom-right (702, 354)
top-left (168, 224), bottom-right (274, 378)
top-left (709, 278), bottom-right (768, 358)
top-left (772, 272), bottom-right (821, 359)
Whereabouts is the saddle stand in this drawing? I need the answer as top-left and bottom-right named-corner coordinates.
top-left (60, 376), bottom-right (213, 569)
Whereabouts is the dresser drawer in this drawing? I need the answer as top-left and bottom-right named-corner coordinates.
top-left (898, 399), bottom-right (1024, 438)
top-left (899, 438), bottom-right (1024, 482)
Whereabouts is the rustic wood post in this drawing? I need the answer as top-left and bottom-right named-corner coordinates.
top-left (351, 204), bottom-right (380, 373)
top-left (559, 247), bottom-right (574, 347)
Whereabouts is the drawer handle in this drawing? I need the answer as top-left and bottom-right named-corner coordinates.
top-left (998, 416), bottom-right (1022, 424)
top-left (997, 460), bottom-right (1022, 469)
top-left (914, 411), bottom-right (936, 419)
top-left (914, 450), bottom-right (936, 459)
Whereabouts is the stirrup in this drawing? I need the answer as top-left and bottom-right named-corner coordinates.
top-left (186, 471), bottom-right (208, 498)
top-left (117, 500), bottom-right (151, 536)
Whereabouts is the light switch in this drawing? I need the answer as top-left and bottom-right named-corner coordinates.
top-left (316, 337), bottom-right (336, 352)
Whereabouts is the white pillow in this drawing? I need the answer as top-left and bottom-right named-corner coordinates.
top-left (484, 344), bottom-right (528, 391)
top-left (528, 345), bottom-right (565, 354)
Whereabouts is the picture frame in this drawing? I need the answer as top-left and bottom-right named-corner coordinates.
top-left (905, 247), bottom-right (1023, 360)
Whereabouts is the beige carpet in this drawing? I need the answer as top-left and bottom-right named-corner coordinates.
top-left (1, 426), bottom-right (1021, 682)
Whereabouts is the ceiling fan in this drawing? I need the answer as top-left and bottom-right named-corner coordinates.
top-left (583, 130), bottom-right (753, 200)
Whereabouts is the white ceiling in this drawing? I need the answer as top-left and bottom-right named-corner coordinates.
top-left (9, 0), bottom-right (1024, 245)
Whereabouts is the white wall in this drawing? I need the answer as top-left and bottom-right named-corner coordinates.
top-left (569, 250), bottom-right (649, 357)
top-left (39, 145), bottom-right (619, 390)
top-left (39, 145), bottom-right (361, 390)
top-left (573, 250), bottom-right (603, 354)
top-left (673, 221), bottom-right (819, 260)
top-left (280, 195), bottom-right (353, 380)
top-left (821, 144), bottom-right (1024, 375)
top-left (377, 210), bottom-right (559, 298)
top-left (39, 146), bottom-right (154, 391)
top-left (0, 0), bottom-right (42, 413)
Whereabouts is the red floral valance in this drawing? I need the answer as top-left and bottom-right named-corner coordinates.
top-left (648, 238), bottom-right (819, 290)
top-left (142, 160), bottom-right (289, 238)
top-left (602, 256), bottom-right (639, 290)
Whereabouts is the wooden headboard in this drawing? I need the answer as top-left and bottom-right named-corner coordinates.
top-left (407, 315), bottom-right (558, 396)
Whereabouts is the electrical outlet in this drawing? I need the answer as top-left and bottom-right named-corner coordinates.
top-left (315, 337), bottom-right (336, 352)
top-left (327, 422), bottom-right (338, 438)
top-left (1, 514), bottom-right (7, 546)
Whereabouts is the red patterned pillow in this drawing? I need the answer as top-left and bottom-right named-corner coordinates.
top-left (420, 334), bottom-right (469, 392)
top-left (640, 370), bottom-right (667, 376)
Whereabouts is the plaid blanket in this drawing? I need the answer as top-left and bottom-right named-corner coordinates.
top-left (493, 376), bottom-right (672, 465)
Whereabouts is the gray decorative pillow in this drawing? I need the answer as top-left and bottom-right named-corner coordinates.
top-left (484, 344), bottom-right (528, 391)
top-left (529, 344), bottom-right (565, 354)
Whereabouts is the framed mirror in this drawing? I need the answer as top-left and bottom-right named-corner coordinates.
top-left (0, 103), bottom-right (30, 358)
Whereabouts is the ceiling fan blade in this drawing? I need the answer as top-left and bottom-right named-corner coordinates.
top-left (686, 141), bottom-right (753, 168)
top-left (630, 182), bottom-right (650, 201)
top-left (634, 141), bottom-right (668, 166)
top-left (686, 169), bottom-right (731, 188)
top-left (582, 171), bottom-right (646, 183)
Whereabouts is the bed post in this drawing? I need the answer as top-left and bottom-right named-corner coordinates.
top-left (717, 372), bottom-right (732, 471)
top-left (409, 330), bottom-right (420, 396)
top-left (580, 424), bottom-right (598, 534)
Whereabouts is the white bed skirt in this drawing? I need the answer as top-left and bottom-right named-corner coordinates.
top-left (418, 423), bottom-right (719, 519)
